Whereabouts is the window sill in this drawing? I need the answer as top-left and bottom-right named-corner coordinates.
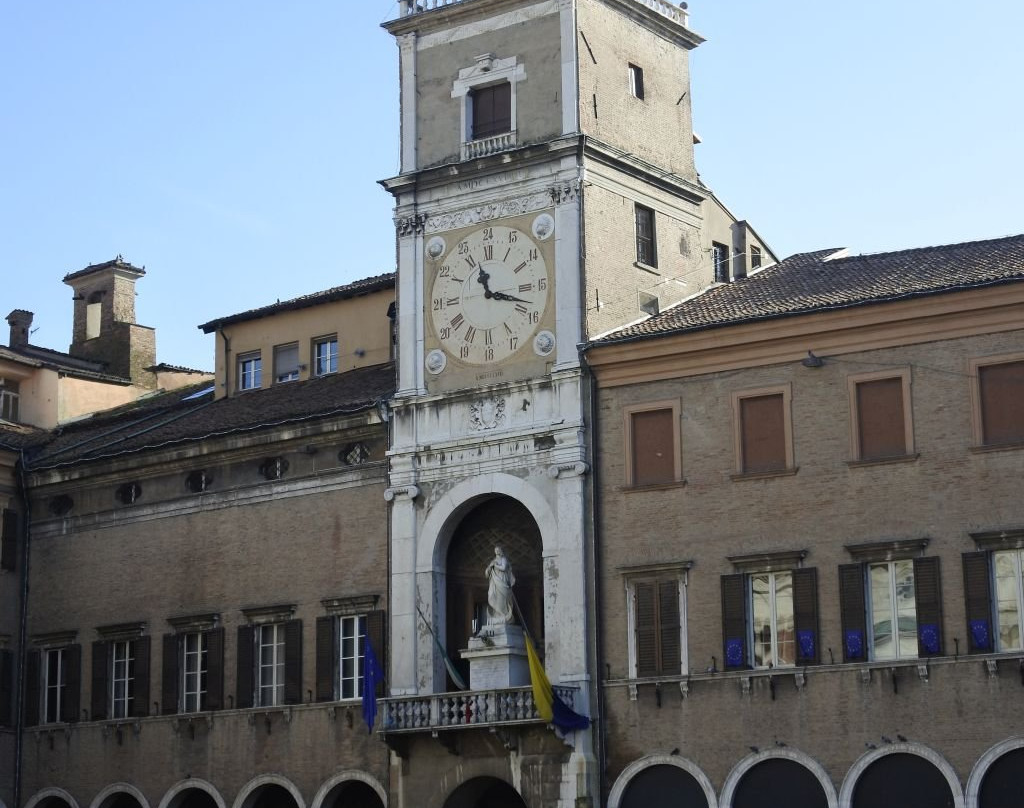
top-left (622, 479), bottom-right (686, 493)
top-left (846, 453), bottom-right (919, 468)
top-left (730, 467), bottom-right (799, 482)
top-left (633, 261), bottom-right (660, 276)
top-left (970, 441), bottom-right (1024, 454)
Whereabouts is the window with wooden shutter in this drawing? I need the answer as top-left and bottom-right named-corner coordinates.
top-left (0, 649), bottom-right (13, 726)
top-left (316, 616), bottom-right (337, 702)
top-left (977, 359), bottom-right (1024, 446)
top-left (630, 408), bottom-right (675, 486)
top-left (91, 641), bottom-right (109, 721)
top-left (733, 388), bottom-right (792, 474)
top-left (162, 634), bottom-right (179, 714)
top-left (962, 551), bottom-right (993, 652)
top-left (471, 83), bottom-right (512, 140)
top-left (366, 609), bottom-right (387, 697)
top-left (64, 644), bottom-right (81, 723)
top-left (913, 556), bottom-right (943, 657)
top-left (838, 564), bottom-right (867, 662)
top-left (132, 637), bottom-right (151, 717)
top-left (852, 373), bottom-right (912, 460)
top-left (205, 628), bottom-right (224, 711)
top-left (25, 650), bottom-right (40, 727)
top-left (721, 574), bottom-right (748, 669)
top-left (792, 567), bottom-right (820, 664)
top-left (1, 508), bottom-right (17, 571)
top-left (633, 579), bottom-right (680, 677)
top-left (236, 625), bottom-right (255, 709)
top-left (283, 619), bottom-right (303, 705)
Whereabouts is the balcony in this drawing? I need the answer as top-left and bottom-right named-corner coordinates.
top-left (382, 685), bottom-right (579, 734)
top-left (461, 132), bottom-right (517, 162)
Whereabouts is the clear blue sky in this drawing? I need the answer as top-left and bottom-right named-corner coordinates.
top-left (3, 1), bottom-right (1021, 372)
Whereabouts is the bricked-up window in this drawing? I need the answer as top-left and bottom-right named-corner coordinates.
top-left (733, 387), bottom-right (792, 474)
top-left (624, 401), bottom-right (680, 487)
top-left (471, 82), bottom-right (512, 140)
top-left (713, 242), bottom-right (730, 283)
top-left (91, 637), bottom-right (150, 720)
top-left (236, 619), bottom-right (301, 709)
top-left (316, 610), bottom-right (385, 702)
top-left (628, 63), bottom-right (645, 99)
top-left (635, 204), bottom-right (657, 267)
top-left (839, 555), bottom-right (942, 662)
top-left (26, 644), bottom-right (81, 725)
top-left (1, 508), bottom-right (18, 571)
top-left (850, 371), bottom-right (913, 461)
top-left (162, 626), bottom-right (224, 714)
top-left (973, 358), bottom-right (1024, 446)
top-left (630, 578), bottom-right (682, 677)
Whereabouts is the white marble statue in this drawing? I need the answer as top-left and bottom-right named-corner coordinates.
top-left (484, 545), bottom-right (516, 626)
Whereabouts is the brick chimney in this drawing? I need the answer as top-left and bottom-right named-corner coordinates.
top-left (6, 309), bottom-right (33, 349)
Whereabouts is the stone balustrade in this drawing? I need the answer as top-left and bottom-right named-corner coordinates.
top-left (400, 0), bottom-right (689, 28)
top-left (382, 685), bottom-right (578, 732)
top-left (461, 132), bottom-right (517, 161)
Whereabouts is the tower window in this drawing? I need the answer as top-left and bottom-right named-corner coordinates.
top-left (635, 205), bottom-right (657, 268)
top-left (628, 64), bottom-right (645, 100)
top-left (750, 245), bottom-right (762, 270)
top-left (713, 242), bottom-right (730, 282)
top-left (471, 83), bottom-right (512, 140)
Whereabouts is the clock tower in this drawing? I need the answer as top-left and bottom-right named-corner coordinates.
top-left (380, 1), bottom-right (706, 805)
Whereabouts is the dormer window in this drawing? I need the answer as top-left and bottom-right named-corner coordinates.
top-left (0, 379), bottom-right (19, 422)
top-left (274, 343), bottom-right (299, 383)
top-left (452, 54), bottom-right (526, 161)
top-left (238, 352), bottom-right (262, 391)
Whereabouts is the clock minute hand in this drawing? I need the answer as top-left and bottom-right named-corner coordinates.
top-left (476, 267), bottom-right (494, 298)
top-left (490, 291), bottom-right (530, 304)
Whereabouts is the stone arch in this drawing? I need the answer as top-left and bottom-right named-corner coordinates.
top-left (607, 754), bottom-right (718, 808)
top-left (441, 777), bottom-right (527, 808)
top-left (839, 743), bottom-right (964, 808)
top-left (419, 472), bottom-right (558, 572)
top-left (721, 749), bottom-right (837, 808)
top-left (231, 774), bottom-right (305, 808)
top-left (90, 784), bottom-right (150, 808)
top-left (157, 779), bottom-right (227, 808)
top-left (310, 771), bottom-right (387, 808)
top-left (965, 735), bottom-right (1024, 808)
top-left (25, 788), bottom-right (80, 808)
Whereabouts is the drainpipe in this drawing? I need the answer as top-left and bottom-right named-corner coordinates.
top-left (13, 450), bottom-right (33, 808)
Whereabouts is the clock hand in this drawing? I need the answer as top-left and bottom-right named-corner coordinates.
top-left (476, 267), bottom-right (493, 298)
top-left (490, 291), bottom-right (531, 304)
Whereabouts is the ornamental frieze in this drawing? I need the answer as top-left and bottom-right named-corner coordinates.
top-left (424, 192), bottom-right (551, 234)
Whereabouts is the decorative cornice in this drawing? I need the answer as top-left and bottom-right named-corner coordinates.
top-left (395, 213), bottom-right (429, 236)
top-left (425, 192), bottom-right (551, 234)
top-left (548, 181), bottom-right (581, 205)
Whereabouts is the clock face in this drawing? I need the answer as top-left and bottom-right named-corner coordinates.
top-left (429, 225), bottom-right (550, 366)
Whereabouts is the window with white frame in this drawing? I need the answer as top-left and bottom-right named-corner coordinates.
top-left (0, 379), bottom-right (19, 422)
top-left (623, 564), bottom-right (689, 682)
top-left (750, 571), bottom-right (796, 668)
top-left (338, 614), bottom-right (366, 700)
top-left (273, 343), bottom-right (299, 383)
top-left (993, 549), bottom-right (1024, 651)
top-left (44, 647), bottom-right (68, 724)
top-left (452, 53), bottom-right (526, 159)
top-left (182, 631), bottom-right (208, 713)
top-left (257, 623), bottom-right (286, 707)
top-left (313, 336), bottom-right (338, 376)
top-left (238, 352), bottom-right (262, 391)
top-left (110, 640), bottom-right (136, 719)
top-left (868, 560), bottom-right (918, 661)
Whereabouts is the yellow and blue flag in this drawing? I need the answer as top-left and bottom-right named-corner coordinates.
top-left (525, 634), bottom-right (590, 733)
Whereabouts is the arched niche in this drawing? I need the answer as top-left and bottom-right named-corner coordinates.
top-left (441, 777), bottom-right (527, 808)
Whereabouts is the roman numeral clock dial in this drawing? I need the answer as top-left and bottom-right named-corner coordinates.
top-left (425, 219), bottom-right (553, 376)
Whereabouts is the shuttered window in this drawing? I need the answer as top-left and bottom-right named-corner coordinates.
top-left (36, 645), bottom-right (81, 724)
top-left (471, 83), bottom-right (512, 140)
top-left (92, 637), bottom-right (150, 720)
top-left (1, 509), bottom-right (17, 571)
top-left (0, 649), bottom-right (13, 726)
top-left (978, 360), bottom-right (1024, 445)
top-left (962, 551), bottom-right (994, 653)
top-left (738, 393), bottom-right (788, 473)
top-left (164, 628), bottom-right (223, 714)
top-left (238, 620), bottom-right (301, 709)
top-left (633, 580), bottom-right (681, 677)
top-left (854, 376), bottom-right (909, 459)
top-left (630, 409), bottom-right (676, 486)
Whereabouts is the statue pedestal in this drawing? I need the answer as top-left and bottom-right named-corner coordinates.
top-left (461, 624), bottom-right (530, 689)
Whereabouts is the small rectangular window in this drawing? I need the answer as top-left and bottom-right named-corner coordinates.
top-left (628, 63), bottom-right (645, 99)
top-left (471, 83), bottom-right (512, 140)
top-left (750, 245), bottom-right (762, 270)
top-left (635, 204), bottom-right (657, 268)
top-left (0, 379), bottom-right (20, 422)
top-left (274, 343), bottom-right (299, 383)
top-left (313, 336), bottom-right (339, 376)
top-left (110, 640), bottom-right (135, 719)
top-left (623, 401), bottom-right (680, 487)
top-left (182, 632), bottom-right (208, 713)
top-left (238, 352), bottom-right (262, 391)
top-left (339, 615), bottom-right (367, 700)
top-left (713, 242), bottom-right (730, 283)
top-left (733, 388), bottom-right (792, 475)
top-left (972, 357), bottom-right (1024, 446)
top-left (44, 648), bottom-right (67, 723)
top-left (257, 624), bottom-right (286, 707)
top-left (849, 371), bottom-right (913, 461)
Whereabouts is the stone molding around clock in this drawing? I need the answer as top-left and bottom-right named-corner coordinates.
top-left (422, 192), bottom-right (553, 235)
top-left (469, 397), bottom-right (507, 431)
